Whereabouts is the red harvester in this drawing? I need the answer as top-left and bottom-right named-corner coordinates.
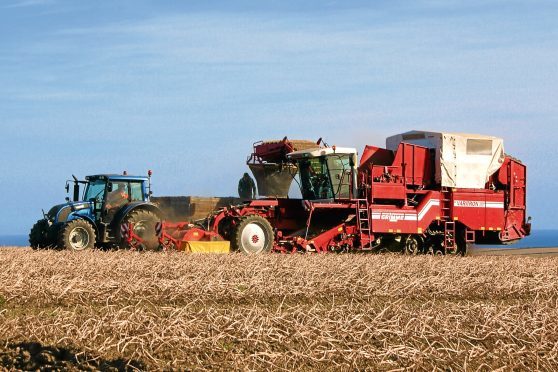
top-left (155, 131), bottom-right (531, 255)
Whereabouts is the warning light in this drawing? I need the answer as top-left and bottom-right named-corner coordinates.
top-left (332, 145), bottom-right (337, 152)
top-left (123, 171), bottom-right (128, 176)
top-left (148, 170), bottom-right (153, 176)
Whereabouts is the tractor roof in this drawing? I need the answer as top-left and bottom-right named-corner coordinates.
top-left (287, 146), bottom-right (357, 159)
top-left (86, 174), bottom-right (149, 182)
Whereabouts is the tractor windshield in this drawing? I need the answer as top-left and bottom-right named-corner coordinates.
top-left (84, 179), bottom-right (107, 202)
top-left (298, 155), bottom-right (351, 200)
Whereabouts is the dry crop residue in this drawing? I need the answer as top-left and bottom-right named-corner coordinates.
top-left (0, 248), bottom-right (557, 370)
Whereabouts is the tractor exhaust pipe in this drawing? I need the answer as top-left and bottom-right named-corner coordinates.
top-left (72, 175), bottom-right (80, 202)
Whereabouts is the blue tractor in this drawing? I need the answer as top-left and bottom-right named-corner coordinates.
top-left (29, 173), bottom-right (163, 251)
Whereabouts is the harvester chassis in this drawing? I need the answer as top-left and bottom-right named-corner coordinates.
top-left (151, 199), bottom-right (468, 255)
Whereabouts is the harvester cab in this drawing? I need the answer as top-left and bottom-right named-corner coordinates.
top-left (287, 147), bottom-right (359, 201)
top-left (29, 173), bottom-right (162, 251)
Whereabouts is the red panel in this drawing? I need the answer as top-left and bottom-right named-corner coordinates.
top-left (453, 192), bottom-right (487, 230)
top-left (497, 158), bottom-right (511, 186)
top-left (371, 183), bottom-right (406, 201)
top-left (248, 199), bottom-right (279, 207)
top-left (485, 193), bottom-right (505, 230)
top-left (392, 143), bottom-right (432, 186)
top-left (253, 140), bottom-right (292, 163)
top-left (510, 161), bottom-right (527, 209)
top-left (502, 159), bottom-right (529, 241)
top-left (452, 191), bottom-right (505, 231)
top-left (360, 146), bottom-right (394, 169)
top-left (370, 191), bottom-right (441, 234)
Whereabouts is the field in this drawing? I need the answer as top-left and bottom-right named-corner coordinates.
top-left (1, 248), bottom-right (558, 370)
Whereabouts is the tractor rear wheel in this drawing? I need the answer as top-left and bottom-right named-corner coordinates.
top-left (122, 209), bottom-right (161, 251)
top-left (232, 215), bottom-right (274, 254)
top-left (29, 219), bottom-right (51, 249)
top-left (58, 219), bottom-right (96, 251)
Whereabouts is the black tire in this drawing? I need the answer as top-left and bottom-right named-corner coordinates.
top-left (424, 237), bottom-right (445, 255)
top-left (29, 219), bottom-right (51, 249)
top-left (403, 235), bottom-right (423, 255)
top-left (121, 209), bottom-right (161, 251)
top-left (456, 231), bottom-right (470, 256)
top-left (58, 219), bottom-right (96, 251)
top-left (231, 215), bottom-right (274, 254)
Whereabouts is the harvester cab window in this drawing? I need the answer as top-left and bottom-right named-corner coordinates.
top-left (129, 182), bottom-right (144, 202)
top-left (298, 157), bottom-right (334, 200)
top-left (327, 155), bottom-right (351, 199)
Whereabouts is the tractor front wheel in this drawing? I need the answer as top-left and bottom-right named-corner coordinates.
top-left (121, 210), bottom-right (161, 251)
top-left (232, 215), bottom-right (274, 254)
top-left (29, 219), bottom-right (51, 249)
top-left (58, 219), bottom-right (96, 251)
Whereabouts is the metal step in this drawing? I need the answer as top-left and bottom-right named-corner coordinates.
top-left (355, 199), bottom-right (372, 249)
top-left (444, 221), bottom-right (457, 251)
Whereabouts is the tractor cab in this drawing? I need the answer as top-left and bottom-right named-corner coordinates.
top-left (82, 175), bottom-right (150, 221)
top-left (287, 147), bottom-right (358, 201)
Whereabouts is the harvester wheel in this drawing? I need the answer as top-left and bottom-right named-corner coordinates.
top-left (58, 219), bottom-right (96, 251)
top-left (403, 235), bottom-right (423, 255)
top-left (29, 219), bottom-right (51, 249)
top-left (121, 209), bottom-right (161, 251)
top-left (456, 231), bottom-right (470, 257)
top-left (232, 215), bottom-right (274, 254)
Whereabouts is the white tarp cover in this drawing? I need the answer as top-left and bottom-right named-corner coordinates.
top-left (386, 131), bottom-right (505, 189)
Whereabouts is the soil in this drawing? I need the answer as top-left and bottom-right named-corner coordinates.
top-left (0, 342), bottom-right (144, 371)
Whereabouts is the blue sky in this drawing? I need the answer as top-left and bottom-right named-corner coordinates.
top-left (0, 0), bottom-right (557, 234)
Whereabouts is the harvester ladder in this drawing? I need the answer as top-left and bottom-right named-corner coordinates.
top-left (444, 221), bottom-right (457, 253)
top-left (356, 199), bottom-right (372, 249)
top-left (440, 188), bottom-right (452, 221)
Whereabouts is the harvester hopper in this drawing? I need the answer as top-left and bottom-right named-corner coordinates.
top-left (247, 137), bottom-right (322, 197)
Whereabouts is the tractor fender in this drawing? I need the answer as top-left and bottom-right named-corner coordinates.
top-left (112, 202), bottom-right (164, 228)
